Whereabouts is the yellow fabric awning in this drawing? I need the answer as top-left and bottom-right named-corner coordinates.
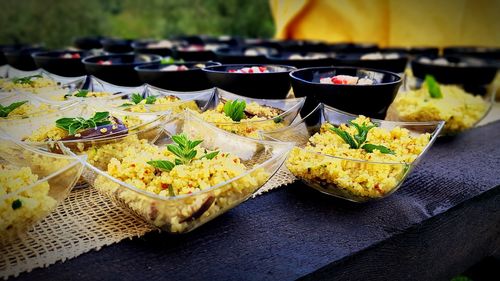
top-left (270, 0), bottom-right (500, 48)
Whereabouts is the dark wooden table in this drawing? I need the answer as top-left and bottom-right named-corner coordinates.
top-left (12, 121), bottom-right (500, 281)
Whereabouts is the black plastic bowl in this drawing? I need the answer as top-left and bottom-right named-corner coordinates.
top-left (83, 54), bottom-right (161, 86)
top-left (136, 61), bottom-right (221, 91)
top-left (332, 53), bottom-right (409, 73)
top-left (73, 36), bottom-right (106, 50)
top-left (383, 47), bottom-right (439, 57)
top-left (267, 52), bottom-right (333, 68)
top-left (290, 67), bottom-right (402, 118)
top-left (3, 46), bottom-right (45, 71)
top-left (32, 51), bottom-right (88, 77)
top-left (175, 45), bottom-right (221, 61)
top-left (443, 46), bottom-right (500, 60)
top-left (411, 55), bottom-right (498, 87)
top-left (132, 40), bottom-right (175, 57)
top-left (101, 39), bottom-right (134, 54)
top-left (215, 46), bottom-right (278, 64)
top-left (328, 43), bottom-right (379, 54)
top-left (0, 44), bottom-right (32, 66)
top-left (203, 64), bottom-right (296, 99)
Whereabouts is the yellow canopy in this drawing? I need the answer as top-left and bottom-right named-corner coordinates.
top-left (270, 0), bottom-right (500, 48)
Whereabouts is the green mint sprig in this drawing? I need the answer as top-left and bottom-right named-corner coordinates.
top-left (330, 121), bottom-right (395, 155)
top-left (121, 93), bottom-right (156, 107)
top-left (12, 75), bottom-right (42, 85)
top-left (0, 101), bottom-right (28, 117)
top-left (147, 133), bottom-right (219, 172)
top-left (55, 112), bottom-right (112, 135)
top-left (223, 99), bottom-right (246, 122)
top-left (425, 75), bottom-right (442, 99)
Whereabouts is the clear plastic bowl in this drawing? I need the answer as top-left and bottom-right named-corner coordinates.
top-left (194, 88), bottom-right (306, 138)
top-left (262, 103), bottom-right (444, 203)
top-left (0, 71), bottom-right (87, 103)
top-left (95, 85), bottom-right (217, 115)
top-left (59, 111), bottom-right (293, 233)
top-left (0, 92), bottom-right (78, 121)
top-left (1, 102), bottom-right (167, 153)
top-left (0, 135), bottom-right (86, 244)
top-left (388, 59), bottom-right (497, 135)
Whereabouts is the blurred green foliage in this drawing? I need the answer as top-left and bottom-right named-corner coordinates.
top-left (0, 0), bottom-right (275, 48)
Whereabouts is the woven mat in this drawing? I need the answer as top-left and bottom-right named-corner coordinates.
top-left (0, 166), bottom-right (296, 279)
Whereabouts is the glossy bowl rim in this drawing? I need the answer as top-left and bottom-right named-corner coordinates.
top-left (289, 66), bottom-right (403, 87)
top-left (202, 63), bottom-right (297, 74)
top-left (134, 61), bottom-right (222, 73)
top-left (31, 50), bottom-right (88, 59)
top-left (82, 54), bottom-right (162, 66)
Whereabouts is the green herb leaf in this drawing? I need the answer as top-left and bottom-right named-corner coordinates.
top-left (160, 57), bottom-right (175, 64)
top-left (425, 75), bottom-right (442, 99)
top-left (0, 101), bottom-right (28, 117)
top-left (148, 133), bottom-right (220, 171)
top-left (131, 93), bottom-right (144, 104)
top-left (12, 75), bottom-right (42, 85)
top-left (12, 199), bottom-right (22, 210)
top-left (120, 103), bottom-right (133, 107)
top-left (93, 112), bottom-right (110, 122)
top-left (55, 111), bottom-right (112, 135)
top-left (147, 160), bottom-right (175, 171)
top-left (200, 151), bottom-right (219, 160)
top-left (273, 116), bottom-right (283, 123)
top-left (168, 185), bottom-right (176, 196)
top-left (223, 99), bottom-right (246, 122)
top-left (330, 126), bottom-right (358, 149)
top-left (349, 121), bottom-right (376, 147)
top-left (145, 96), bottom-right (156, 104)
top-left (361, 143), bottom-right (395, 155)
top-left (74, 89), bottom-right (89, 97)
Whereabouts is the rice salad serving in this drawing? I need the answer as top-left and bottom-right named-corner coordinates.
top-left (118, 93), bottom-right (199, 113)
top-left (287, 116), bottom-right (431, 200)
top-left (0, 100), bottom-right (54, 119)
top-left (88, 133), bottom-right (269, 233)
top-left (1, 75), bottom-right (60, 94)
top-left (196, 99), bottom-right (286, 138)
top-left (387, 75), bottom-right (489, 134)
top-left (0, 164), bottom-right (56, 242)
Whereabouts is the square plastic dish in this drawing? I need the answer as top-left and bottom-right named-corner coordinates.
top-left (0, 135), bottom-right (86, 244)
top-left (0, 71), bottom-right (87, 103)
top-left (96, 85), bottom-right (217, 115)
top-left (387, 56), bottom-right (497, 135)
top-left (192, 88), bottom-right (306, 139)
top-left (0, 92), bottom-right (79, 121)
top-left (1, 102), bottom-right (167, 154)
top-left (262, 103), bottom-right (444, 203)
top-left (59, 111), bottom-right (293, 233)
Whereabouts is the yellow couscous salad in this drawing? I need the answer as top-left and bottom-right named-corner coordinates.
top-left (287, 116), bottom-right (431, 200)
top-left (89, 133), bottom-right (269, 232)
top-left (0, 164), bottom-right (57, 242)
top-left (24, 111), bottom-right (131, 142)
top-left (64, 89), bottom-right (114, 100)
top-left (0, 100), bottom-right (54, 119)
top-left (117, 93), bottom-right (199, 113)
top-left (1, 75), bottom-right (59, 93)
top-left (196, 99), bottom-right (286, 138)
top-left (387, 75), bottom-right (489, 133)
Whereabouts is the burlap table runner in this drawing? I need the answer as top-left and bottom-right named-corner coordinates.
top-left (1, 102), bottom-right (498, 280)
top-left (0, 167), bottom-right (296, 279)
